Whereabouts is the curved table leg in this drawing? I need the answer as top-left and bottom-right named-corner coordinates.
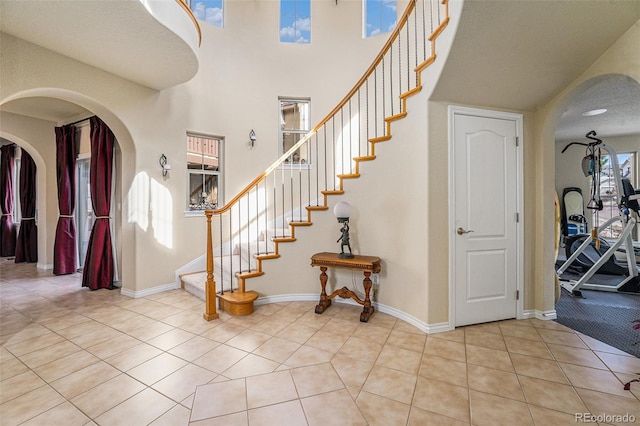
top-left (315, 267), bottom-right (332, 314)
top-left (360, 271), bottom-right (375, 322)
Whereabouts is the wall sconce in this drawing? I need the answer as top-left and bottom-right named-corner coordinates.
top-left (249, 129), bottom-right (256, 148)
top-left (159, 153), bottom-right (171, 177)
top-left (334, 201), bottom-right (354, 258)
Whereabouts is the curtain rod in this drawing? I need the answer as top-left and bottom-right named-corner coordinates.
top-left (63, 115), bottom-right (96, 127)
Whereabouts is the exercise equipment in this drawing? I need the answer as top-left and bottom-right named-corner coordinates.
top-left (556, 131), bottom-right (640, 296)
top-left (561, 187), bottom-right (587, 239)
top-left (564, 234), bottom-right (629, 275)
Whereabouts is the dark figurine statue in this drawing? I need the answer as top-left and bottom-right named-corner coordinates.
top-left (336, 221), bottom-right (354, 258)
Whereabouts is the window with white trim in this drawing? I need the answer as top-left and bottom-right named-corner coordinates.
top-left (364, 0), bottom-right (397, 38)
top-left (279, 98), bottom-right (310, 164)
top-left (187, 134), bottom-right (223, 211)
top-left (188, 0), bottom-right (223, 28)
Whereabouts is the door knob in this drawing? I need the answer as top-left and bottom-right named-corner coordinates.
top-left (457, 227), bottom-right (474, 235)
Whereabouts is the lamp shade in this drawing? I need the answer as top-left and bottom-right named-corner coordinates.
top-left (333, 201), bottom-right (351, 219)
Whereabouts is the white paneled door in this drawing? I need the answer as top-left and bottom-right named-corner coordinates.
top-left (450, 108), bottom-right (522, 326)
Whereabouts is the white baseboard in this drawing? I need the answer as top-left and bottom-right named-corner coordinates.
top-left (522, 309), bottom-right (557, 320)
top-left (120, 282), bottom-right (180, 299)
top-left (37, 263), bottom-right (53, 270)
top-left (255, 294), bottom-right (453, 334)
top-left (534, 309), bottom-right (557, 320)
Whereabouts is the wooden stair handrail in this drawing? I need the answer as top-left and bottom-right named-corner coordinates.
top-left (207, 0), bottom-right (449, 216)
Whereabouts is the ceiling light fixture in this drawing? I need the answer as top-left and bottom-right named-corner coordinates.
top-left (582, 108), bottom-right (607, 117)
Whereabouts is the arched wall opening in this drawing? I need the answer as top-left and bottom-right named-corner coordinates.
top-left (541, 72), bottom-right (640, 312)
top-left (0, 132), bottom-right (48, 266)
top-left (0, 88), bottom-right (137, 290)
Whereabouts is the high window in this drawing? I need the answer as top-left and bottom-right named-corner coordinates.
top-left (188, 0), bottom-right (223, 28)
top-left (596, 152), bottom-right (637, 239)
top-left (280, 0), bottom-right (311, 43)
top-left (187, 134), bottom-right (222, 211)
top-left (364, 0), bottom-right (397, 38)
top-left (279, 98), bottom-right (310, 164)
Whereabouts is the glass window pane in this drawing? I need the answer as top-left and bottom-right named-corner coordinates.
top-left (280, 0), bottom-right (311, 44)
top-left (283, 133), bottom-right (309, 164)
top-left (365, 0), bottom-right (397, 38)
top-left (596, 152), bottom-right (636, 239)
top-left (189, 173), bottom-right (218, 210)
top-left (281, 100), bottom-right (309, 131)
top-left (187, 134), bottom-right (222, 211)
top-left (282, 132), bottom-right (302, 153)
top-left (190, 0), bottom-right (223, 28)
top-left (187, 155), bottom-right (203, 170)
top-left (202, 139), bottom-right (219, 171)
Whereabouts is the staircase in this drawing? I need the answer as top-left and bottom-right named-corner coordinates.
top-left (184, 0), bottom-right (452, 318)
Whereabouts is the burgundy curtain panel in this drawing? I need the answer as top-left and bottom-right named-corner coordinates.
top-left (82, 117), bottom-right (115, 290)
top-left (1, 144), bottom-right (17, 257)
top-left (15, 150), bottom-right (38, 263)
top-left (53, 124), bottom-right (78, 275)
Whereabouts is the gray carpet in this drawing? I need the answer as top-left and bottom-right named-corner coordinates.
top-left (554, 288), bottom-right (640, 357)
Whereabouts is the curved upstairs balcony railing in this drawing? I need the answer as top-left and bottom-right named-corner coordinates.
top-left (202, 0), bottom-right (450, 319)
top-left (175, 0), bottom-right (202, 47)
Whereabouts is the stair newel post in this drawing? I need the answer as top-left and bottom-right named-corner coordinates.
top-left (203, 210), bottom-right (219, 321)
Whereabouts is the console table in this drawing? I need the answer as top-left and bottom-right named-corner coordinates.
top-left (310, 252), bottom-right (381, 322)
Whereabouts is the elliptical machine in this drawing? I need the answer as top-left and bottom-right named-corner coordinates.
top-left (556, 131), bottom-right (640, 297)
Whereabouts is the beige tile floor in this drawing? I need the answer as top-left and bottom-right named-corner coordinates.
top-left (1, 258), bottom-right (639, 425)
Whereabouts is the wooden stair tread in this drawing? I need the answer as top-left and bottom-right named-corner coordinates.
top-left (306, 205), bottom-right (329, 211)
top-left (385, 112), bottom-right (407, 122)
top-left (273, 237), bottom-right (296, 242)
top-left (415, 54), bottom-right (436, 73)
top-left (337, 173), bottom-right (360, 179)
top-left (369, 135), bottom-right (392, 143)
top-left (428, 17), bottom-right (450, 41)
top-left (255, 253), bottom-right (280, 260)
top-left (290, 221), bottom-right (313, 226)
top-left (322, 190), bottom-right (345, 195)
top-left (354, 155), bottom-right (376, 162)
top-left (236, 270), bottom-right (264, 279)
top-left (400, 86), bottom-right (422, 99)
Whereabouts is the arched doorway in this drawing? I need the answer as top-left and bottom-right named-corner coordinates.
top-left (551, 73), bottom-right (640, 356)
top-left (0, 90), bottom-right (136, 289)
